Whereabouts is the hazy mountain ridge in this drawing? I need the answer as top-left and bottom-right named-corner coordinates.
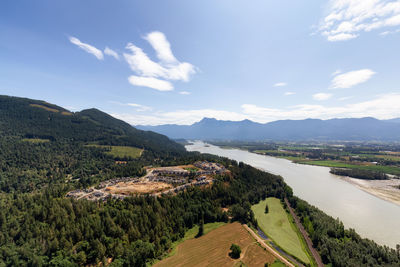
top-left (137, 117), bottom-right (400, 141)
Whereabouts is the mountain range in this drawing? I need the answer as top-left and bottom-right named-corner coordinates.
top-left (136, 117), bottom-right (400, 141)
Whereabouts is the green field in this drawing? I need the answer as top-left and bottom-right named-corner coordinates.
top-left (22, 138), bottom-right (50, 143)
top-left (298, 160), bottom-right (400, 175)
top-left (87, 145), bottom-right (143, 159)
top-left (252, 198), bottom-right (310, 264)
top-left (269, 259), bottom-right (286, 267)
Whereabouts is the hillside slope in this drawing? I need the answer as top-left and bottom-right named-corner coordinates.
top-left (0, 95), bottom-right (184, 154)
top-left (0, 95), bottom-right (185, 192)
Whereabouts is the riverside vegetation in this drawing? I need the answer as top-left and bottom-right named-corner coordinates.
top-left (0, 95), bottom-right (399, 266)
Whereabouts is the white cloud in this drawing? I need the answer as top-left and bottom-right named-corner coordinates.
top-left (338, 96), bottom-right (354, 101)
top-left (179, 91), bottom-right (191, 95)
top-left (123, 32), bottom-right (196, 91)
top-left (274, 82), bottom-right (287, 87)
top-left (104, 47), bottom-right (119, 60)
top-left (69, 36), bottom-right (103, 60)
top-left (313, 93), bottom-right (333, 101)
top-left (113, 109), bottom-right (246, 126)
top-left (332, 69), bottom-right (342, 76)
top-left (379, 28), bottom-right (400, 36)
top-left (144, 31), bottom-right (177, 63)
top-left (241, 93), bottom-right (400, 122)
top-left (128, 75), bottom-right (173, 91)
top-left (111, 93), bottom-right (400, 125)
top-left (327, 33), bottom-right (358, 41)
top-left (284, 92), bottom-right (296, 96)
top-left (319, 0), bottom-right (400, 41)
top-left (126, 103), bottom-right (152, 112)
top-left (331, 69), bottom-right (375, 89)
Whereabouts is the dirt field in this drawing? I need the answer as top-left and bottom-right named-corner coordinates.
top-left (106, 181), bottom-right (172, 195)
top-left (154, 222), bottom-right (275, 267)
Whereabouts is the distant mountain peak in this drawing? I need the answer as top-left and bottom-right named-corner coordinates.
top-left (136, 116), bottom-right (400, 141)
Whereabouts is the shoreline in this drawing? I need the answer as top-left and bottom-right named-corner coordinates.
top-left (251, 150), bottom-right (400, 207)
top-left (339, 177), bottom-right (400, 206)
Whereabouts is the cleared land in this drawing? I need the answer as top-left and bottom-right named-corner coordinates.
top-left (252, 198), bottom-right (310, 264)
top-left (22, 138), bottom-right (50, 143)
top-left (154, 222), bottom-right (276, 267)
top-left (87, 145), bottom-right (143, 159)
top-left (106, 181), bottom-right (171, 195)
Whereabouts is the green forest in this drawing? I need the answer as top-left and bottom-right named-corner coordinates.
top-left (0, 96), bottom-right (399, 266)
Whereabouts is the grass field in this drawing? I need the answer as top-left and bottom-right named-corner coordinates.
top-left (252, 198), bottom-right (310, 264)
top-left (270, 260), bottom-right (286, 267)
top-left (86, 145), bottom-right (143, 159)
top-left (154, 222), bottom-right (275, 267)
top-left (22, 138), bottom-right (50, 143)
top-left (298, 160), bottom-right (400, 175)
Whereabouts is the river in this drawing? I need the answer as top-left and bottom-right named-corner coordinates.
top-left (186, 141), bottom-right (400, 248)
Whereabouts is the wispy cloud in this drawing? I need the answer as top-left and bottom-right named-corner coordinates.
top-left (313, 93), bottom-right (333, 101)
top-left (109, 101), bottom-right (152, 112)
top-left (338, 96), bottom-right (353, 101)
top-left (319, 0), bottom-right (400, 41)
top-left (69, 36), bottom-right (103, 60)
top-left (128, 76), bottom-right (173, 91)
top-left (104, 47), bottom-right (119, 60)
top-left (112, 93), bottom-right (400, 125)
top-left (332, 69), bottom-right (342, 76)
top-left (379, 28), bottom-right (400, 36)
top-left (284, 92), bottom-right (296, 96)
top-left (331, 69), bottom-right (376, 89)
top-left (179, 91), bottom-right (191, 95)
top-left (123, 31), bottom-right (196, 91)
top-left (274, 82), bottom-right (287, 87)
top-left (126, 103), bottom-right (152, 112)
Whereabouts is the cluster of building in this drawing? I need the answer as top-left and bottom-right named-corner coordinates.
top-left (148, 175), bottom-right (187, 184)
top-left (194, 161), bottom-right (226, 175)
top-left (158, 178), bottom-right (212, 196)
top-left (96, 176), bottom-right (140, 189)
top-left (152, 167), bottom-right (189, 176)
top-left (66, 162), bottom-right (227, 201)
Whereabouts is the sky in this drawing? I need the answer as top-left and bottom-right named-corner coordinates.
top-left (1, 0), bottom-right (400, 125)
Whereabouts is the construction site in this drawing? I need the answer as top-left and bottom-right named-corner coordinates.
top-left (66, 161), bottom-right (228, 201)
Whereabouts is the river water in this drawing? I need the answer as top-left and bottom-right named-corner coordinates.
top-left (186, 141), bottom-right (400, 248)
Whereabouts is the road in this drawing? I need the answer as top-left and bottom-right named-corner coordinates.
top-left (242, 224), bottom-right (295, 267)
top-left (285, 198), bottom-right (324, 267)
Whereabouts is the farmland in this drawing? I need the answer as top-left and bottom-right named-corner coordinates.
top-left (86, 144), bottom-right (143, 159)
top-left (22, 138), bottom-right (50, 143)
top-left (154, 222), bottom-right (276, 267)
top-left (252, 198), bottom-right (311, 264)
top-left (212, 141), bottom-right (400, 176)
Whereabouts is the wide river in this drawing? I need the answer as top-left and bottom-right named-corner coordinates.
top-left (186, 141), bottom-right (400, 248)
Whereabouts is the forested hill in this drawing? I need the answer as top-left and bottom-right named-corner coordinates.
top-left (0, 95), bottom-right (186, 193)
top-left (0, 95), bottom-right (184, 154)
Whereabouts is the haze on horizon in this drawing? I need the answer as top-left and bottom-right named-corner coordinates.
top-left (1, 0), bottom-right (400, 125)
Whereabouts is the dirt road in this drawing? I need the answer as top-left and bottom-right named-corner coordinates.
top-left (284, 198), bottom-right (324, 267)
top-left (242, 224), bottom-right (295, 267)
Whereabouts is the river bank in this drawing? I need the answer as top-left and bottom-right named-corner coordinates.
top-left (186, 141), bottom-right (400, 248)
top-left (341, 177), bottom-right (400, 206)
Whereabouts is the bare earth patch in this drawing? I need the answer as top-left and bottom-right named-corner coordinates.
top-left (107, 181), bottom-right (172, 195)
top-left (154, 222), bottom-right (275, 267)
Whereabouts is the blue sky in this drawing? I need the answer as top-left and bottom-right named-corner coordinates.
top-left (1, 0), bottom-right (400, 125)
